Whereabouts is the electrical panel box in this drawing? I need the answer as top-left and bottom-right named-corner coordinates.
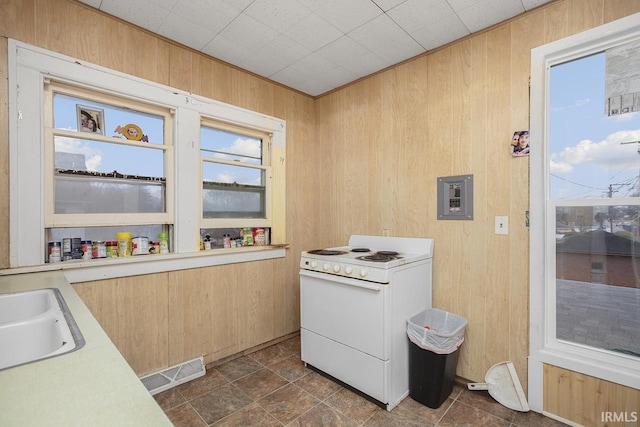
top-left (437, 174), bottom-right (474, 220)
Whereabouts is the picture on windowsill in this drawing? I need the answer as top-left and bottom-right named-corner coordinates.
top-left (77, 105), bottom-right (105, 135)
top-left (510, 130), bottom-right (529, 157)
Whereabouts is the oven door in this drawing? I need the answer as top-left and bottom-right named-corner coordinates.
top-left (300, 269), bottom-right (388, 360)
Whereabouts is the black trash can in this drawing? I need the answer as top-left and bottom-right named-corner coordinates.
top-left (406, 308), bottom-right (467, 409)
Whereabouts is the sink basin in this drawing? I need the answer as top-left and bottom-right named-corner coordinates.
top-left (0, 288), bottom-right (85, 371)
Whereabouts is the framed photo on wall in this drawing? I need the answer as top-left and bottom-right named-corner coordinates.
top-left (77, 105), bottom-right (105, 135)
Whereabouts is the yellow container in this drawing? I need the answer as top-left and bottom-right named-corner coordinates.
top-left (117, 232), bottom-right (131, 257)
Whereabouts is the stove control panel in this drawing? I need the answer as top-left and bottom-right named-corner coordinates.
top-left (300, 257), bottom-right (387, 283)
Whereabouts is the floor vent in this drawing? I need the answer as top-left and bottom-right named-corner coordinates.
top-left (140, 357), bottom-right (205, 395)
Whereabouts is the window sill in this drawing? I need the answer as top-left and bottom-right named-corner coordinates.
top-left (0, 245), bottom-right (288, 283)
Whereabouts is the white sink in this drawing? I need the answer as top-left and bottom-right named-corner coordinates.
top-left (0, 289), bottom-right (85, 371)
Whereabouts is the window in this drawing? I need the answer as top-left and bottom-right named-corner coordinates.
top-left (200, 121), bottom-right (270, 223)
top-left (8, 40), bottom-right (285, 271)
top-left (529, 14), bottom-right (640, 409)
top-left (43, 82), bottom-right (173, 252)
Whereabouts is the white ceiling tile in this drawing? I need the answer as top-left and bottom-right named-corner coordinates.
top-left (156, 14), bottom-right (217, 50)
top-left (349, 15), bottom-right (424, 65)
top-left (317, 36), bottom-right (390, 77)
top-left (456, 0), bottom-right (525, 33)
top-left (271, 65), bottom-right (335, 96)
top-left (292, 53), bottom-right (359, 86)
top-left (239, 35), bottom-right (309, 77)
top-left (202, 33), bottom-right (253, 66)
top-left (171, 0), bottom-right (240, 33)
top-left (387, 0), bottom-right (454, 33)
top-left (296, 0), bottom-right (332, 13)
top-left (446, 0), bottom-right (483, 11)
top-left (77, 0), bottom-right (102, 8)
top-left (78, 0), bottom-right (555, 95)
top-left (371, 0), bottom-right (407, 12)
top-left (210, 13), bottom-right (280, 53)
top-left (284, 13), bottom-right (343, 52)
top-left (222, 0), bottom-right (253, 11)
top-left (521, 0), bottom-right (552, 9)
top-left (100, 0), bottom-right (172, 32)
top-left (244, 0), bottom-right (313, 33)
top-left (313, 0), bottom-right (383, 33)
top-left (411, 13), bottom-right (469, 50)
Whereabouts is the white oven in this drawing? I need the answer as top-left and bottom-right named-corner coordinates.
top-left (300, 235), bottom-right (434, 411)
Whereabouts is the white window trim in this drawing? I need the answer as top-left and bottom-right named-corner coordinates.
top-left (7, 39), bottom-right (286, 275)
top-left (529, 13), bottom-right (640, 412)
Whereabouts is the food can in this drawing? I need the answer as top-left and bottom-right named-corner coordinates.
top-left (48, 242), bottom-right (62, 263)
top-left (158, 232), bottom-right (169, 254)
top-left (92, 241), bottom-right (106, 258)
top-left (131, 236), bottom-right (149, 255)
top-left (62, 237), bottom-right (72, 259)
top-left (117, 232), bottom-right (131, 257)
top-left (253, 228), bottom-right (266, 246)
top-left (81, 240), bottom-right (93, 260)
top-left (106, 241), bottom-right (118, 258)
top-left (71, 238), bottom-right (83, 260)
top-left (149, 241), bottom-right (160, 254)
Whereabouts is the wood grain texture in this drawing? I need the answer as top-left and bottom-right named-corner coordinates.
top-left (544, 364), bottom-right (640, 426)
top-left (1, 1), bottom-right (639, 424)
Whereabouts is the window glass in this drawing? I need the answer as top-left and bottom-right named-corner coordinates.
top-left (201, 124), bottom-right (267, 219)
top-left (551, 53), bottom-right (640, 359)
top-left (51, 91), bottom-right (167, 215)
top-left (53, 93), bottom-right (164, 144)
top-left (550, 53), bottom-right (640, 199)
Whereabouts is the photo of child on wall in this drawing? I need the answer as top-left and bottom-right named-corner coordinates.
top-left (77, 105), bottom-right (105, 135)
top-left (510, 130), bottom-right (529, 157)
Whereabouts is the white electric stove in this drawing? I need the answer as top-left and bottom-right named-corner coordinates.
top-left (300, 235), bottom-right (434, 411)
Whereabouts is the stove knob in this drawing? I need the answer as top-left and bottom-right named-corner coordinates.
top-left (310, 261), bottom-right (318, 268)
top-left (360, 268), bottom-right (368, 278)
top-left (344, 266), bottom-right (353, 275)
top-left (333, 264), bottom-right (341, 273)
top-left (323, 263), bottom-right (330, 271)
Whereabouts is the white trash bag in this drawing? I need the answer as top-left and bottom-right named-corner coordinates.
top-left (407, 308), bottom-right (467, 354)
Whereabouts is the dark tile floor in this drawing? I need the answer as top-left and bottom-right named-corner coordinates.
top-left (154, 335), bottom-right (568, 426)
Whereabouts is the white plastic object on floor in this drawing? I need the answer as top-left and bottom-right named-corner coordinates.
top-left (467, 361), bottom-right (530, 412)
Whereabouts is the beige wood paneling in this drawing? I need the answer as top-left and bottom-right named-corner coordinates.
top-left (168, 267), bottom-right (236, 367)
top-left (544, 364), bottom-right (640, 426)
top-left (73, 274), bottom-right (170, 375)
top-left (2, 1), bottom-right (640, 425)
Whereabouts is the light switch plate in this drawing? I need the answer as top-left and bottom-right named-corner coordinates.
top-left (495, 216), bottom-right (508, 235)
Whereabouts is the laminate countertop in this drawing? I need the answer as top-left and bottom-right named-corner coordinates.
top-left (0, 271), bottom-right (172, 426)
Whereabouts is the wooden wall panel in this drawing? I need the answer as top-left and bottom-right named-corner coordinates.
top-left (73, 274), bottom-right (170, 375)
top-left (544, 364), bottom-right (640, 426)
top-left (2, 1), bottom-right (640, 424)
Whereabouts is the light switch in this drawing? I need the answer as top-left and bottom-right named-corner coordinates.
top-left (495, 216), bottom-right (508, 235)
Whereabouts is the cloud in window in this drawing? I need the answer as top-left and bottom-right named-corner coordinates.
top-left (54, 136), bottom-right (102, 171)
top-left (550, 129), bottom-right (640, 174)
top-left (215, 137), bottom-right (261, 163)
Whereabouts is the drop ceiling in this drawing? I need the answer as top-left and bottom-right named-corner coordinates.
top-left (78, 0), bottom-right (553, 96)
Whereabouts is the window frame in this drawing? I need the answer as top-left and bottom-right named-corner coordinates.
top-left (45, 80), bottom-right (175, 228)
top-left (8, 39), bottom-right (286, 272)
top-left (529, 13), bottom-right (640, 412)
top-left (199, 118), bottom-right (272, 229)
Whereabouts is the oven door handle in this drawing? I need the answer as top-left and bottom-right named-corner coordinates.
top-left (300, 269), bottom-right (382, 291)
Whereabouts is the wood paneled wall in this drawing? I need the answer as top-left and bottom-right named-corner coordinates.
top-left (0, 0), bottom-right (316, 373)
top-left (1, 0), bottom-right (640, 424)
top-left (314, 0), bottom-right (640, 424)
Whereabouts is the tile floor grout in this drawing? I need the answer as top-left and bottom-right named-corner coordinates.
top-left (154, 335), bottom-right (569, 426)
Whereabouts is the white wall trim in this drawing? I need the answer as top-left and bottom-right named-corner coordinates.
top-left (529, 12), bottom-right (640, 411)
